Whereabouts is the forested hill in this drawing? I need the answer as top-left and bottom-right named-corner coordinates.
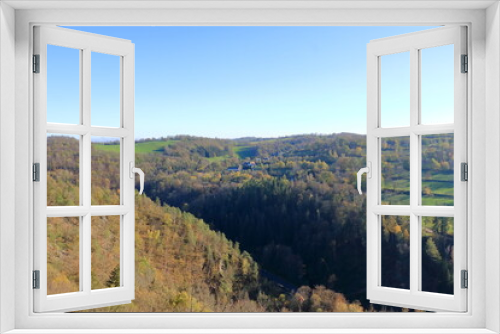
top-left (47, 135), bottom-right (366, 312)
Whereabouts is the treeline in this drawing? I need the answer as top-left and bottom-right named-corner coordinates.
top-left (160, 135), bottom-right (234, 159)
top-left (136, 134), bottom-right (368, 212)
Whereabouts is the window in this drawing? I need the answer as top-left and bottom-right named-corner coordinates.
top-left (364, 26), bottom-right (467, 312)
top-left (33, 26), bottom-right (139, 312)
top-left (3, 2), bottom-right (496, 333)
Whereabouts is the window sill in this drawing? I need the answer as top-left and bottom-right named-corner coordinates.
top-left (4, 330), bottom-right (498, 334)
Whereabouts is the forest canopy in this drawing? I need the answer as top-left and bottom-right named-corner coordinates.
top-left (46, 133), bottom-right (454, 312)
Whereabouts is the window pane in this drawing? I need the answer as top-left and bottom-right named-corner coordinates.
top-left (381, 215), bottom-right (410, 290)
top-left (91, 137), bottom-right (120, 205)
top-left (47, 134), bottom-right (80, 206)
top-left (381, 137), bottom-right (410, 205)
top-left (421, 134), bottom-right (454, 206)
top-left (91, 52), bottom-right (121, 127)
top-left (380, 52), bottom-right (410, 128)
top-left (91, 216), bottom-right (121, 290)
top-left (47, 217), bottom-right (80, 295)
top-left (421, 216), bottom-right (454, 295)
top-left (47, 45), bottom-right (81, 125)
top-left (421, 45), bottom-right (454, 125)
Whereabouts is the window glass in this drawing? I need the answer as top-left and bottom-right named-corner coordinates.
top-left (91, 52), bottom-right (121, 127)
top-left (47, 134), bottom-right (80, 206)
top-left (381, 52), bottom-right (410, 128)
top-left (422, 134), bottom-right (454, 206)
top-left (91, 216), bottom-right (121, 290)
top-left (381, 137), bottom-right (410, 205)
top-left (421, 216), bottom-right (454, 295)
top-left (381, 215), bottom-right (410, 290)
top-left (421, 45), bottom-right (454, 125)
top-left (91, 137), bottom-right (121, 206)
top-left (47, 45), bottom-right (80, 124)
top-left (47, 217), bottom-right (80, 295)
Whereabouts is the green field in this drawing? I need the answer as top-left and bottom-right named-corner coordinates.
top-left (93, 140), bottom-right (174, 154)
top-left (233, 145), bottom-right (258, 159)
top-left (95, 140), bottom-right (245, 162)
top-left (382, 171), bottom-right (453, 206)
top-left (206, 155), bottom-right (232, 162)
top-left (92, 143), bottom-right (120, 153)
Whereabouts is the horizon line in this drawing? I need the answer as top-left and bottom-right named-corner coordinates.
top-left (133, 131), bottom-right (367, 142)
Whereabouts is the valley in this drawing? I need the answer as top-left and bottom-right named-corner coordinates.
top-left (46, 133), bottom-right (454, 312)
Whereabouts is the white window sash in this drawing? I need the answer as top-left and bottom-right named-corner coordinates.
top-left (33, 26), bottom-right (136, 313)
top-left (366, 26), bottom-right (467, 312)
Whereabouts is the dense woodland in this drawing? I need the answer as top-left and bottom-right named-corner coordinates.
top-left (46, 133), bottom-right (454, 312)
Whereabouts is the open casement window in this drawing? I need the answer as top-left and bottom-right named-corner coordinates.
top-left (33, 26), bottom-right (139, 312)
top-left (364, 26), bottom-right (467, 312)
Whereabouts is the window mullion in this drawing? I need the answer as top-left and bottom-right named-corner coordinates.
top-left (409, 47), bottom-right (420, 295)
top-left (81, 214), bottom-right (91, 293)
top-left (373, 206), bottom-right (454, 217)
top-left (82, 48), bottom-right (91, 208)
top-left (82, 48), bottom-right (92, 294)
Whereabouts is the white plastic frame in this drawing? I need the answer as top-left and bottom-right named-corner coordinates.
top-left (7, 4), bottom-right (493, 334)
top-left (33, 26), bottom-right (135, 312)
top-left (366, 26), bottom-right (467, 312)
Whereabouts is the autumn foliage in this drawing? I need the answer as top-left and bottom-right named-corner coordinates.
top-left (46, 134), bottom-right (454, 312)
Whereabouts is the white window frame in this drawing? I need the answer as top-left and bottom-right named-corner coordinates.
top-left (366, 26), bottom-right (467, 312)
top-left (33, 25), bottom-right (136, 313)
top-left (1, 1), bottom-right (498, 333)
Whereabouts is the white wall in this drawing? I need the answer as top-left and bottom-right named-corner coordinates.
top-left (0, 2), bottom-right (16, 333)
top-left (3, 4), bottom-right (496, 332)
top-left (486, 2), bottom-right (500, 333)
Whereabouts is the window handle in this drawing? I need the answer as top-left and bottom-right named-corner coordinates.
top-left (129, 162), bottom-right (145, 195)
top-left (357, 162), bottom-right (371, 195)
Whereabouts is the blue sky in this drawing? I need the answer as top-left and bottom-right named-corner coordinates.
top-left (48, 26), bottom-right (453, 139)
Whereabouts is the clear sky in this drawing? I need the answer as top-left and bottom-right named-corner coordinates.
top-left (48, 26), bottom-right (453, 139)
